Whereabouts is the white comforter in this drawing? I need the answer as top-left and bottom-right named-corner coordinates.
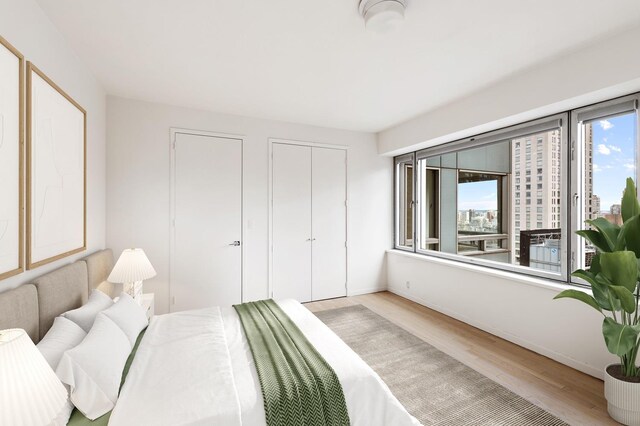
top-left (109, 300), bottom-right (420, 426)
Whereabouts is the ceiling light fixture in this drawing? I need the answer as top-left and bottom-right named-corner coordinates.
top-left (359, 0), bottom-right (407, 33)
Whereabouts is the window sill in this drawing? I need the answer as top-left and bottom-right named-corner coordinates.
top-left (386, 249), bottom-right (589, 295)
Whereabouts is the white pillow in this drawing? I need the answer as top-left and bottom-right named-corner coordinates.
top-left (63, 289), bottom-right (114, 332)
top-left (56, 313), bottom-right (132, 420)
top-left (102, 292), bottom-right (148, 346)
top-left (37, 316), bottom-right (87, 370)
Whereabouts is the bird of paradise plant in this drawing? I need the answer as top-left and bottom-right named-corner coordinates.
top-left (555, 178), bottom-right (640, 378)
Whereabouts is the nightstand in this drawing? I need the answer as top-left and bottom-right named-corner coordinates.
top-left (141, 293), bottom-right (155, 320)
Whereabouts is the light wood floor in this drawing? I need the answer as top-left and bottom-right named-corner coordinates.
top-left (305, 291), bottom-right (616, 426)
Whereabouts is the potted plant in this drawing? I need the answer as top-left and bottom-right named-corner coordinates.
top-left (555, 178), bottom-right (640, 425)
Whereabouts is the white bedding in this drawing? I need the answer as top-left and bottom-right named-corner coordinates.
top-left (109, 300), bottom-right (420, 426)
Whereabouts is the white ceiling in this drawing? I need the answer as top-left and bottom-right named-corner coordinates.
top-left (36, 0), bottom-right (640, 133)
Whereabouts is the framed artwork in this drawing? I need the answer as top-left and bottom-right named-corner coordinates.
top-left (0, 36), bottom-right (24, 281)
top-left (27, 62), bottom-right (86, 269)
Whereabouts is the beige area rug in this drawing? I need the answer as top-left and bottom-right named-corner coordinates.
top-left (315, 305), bottom-right (569, 426)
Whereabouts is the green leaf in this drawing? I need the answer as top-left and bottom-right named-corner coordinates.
top-left (572, 269), bottom-right (597, 286)
top-left (600, 251), bottom-right (639, 292)
top-left (590, 254), bottom-right (602, 275)
top-left (554, 289), bottom-right (603, 314)
top-left (572, 269), bottom-right (616, 311)
top-left (621, 178), bottom-right (640, 223)
top-left (620, 215), bottom-right (640, 258)
top-left (608, 286), bottom-right (637, 314)
top-left (595, 274), bottom-right (621, 311)
top-left (577, 230), bottom-right (612, 253)
top-left (585, 218), bottom-right (621, 252)
top-left (602, 317), bottom-right (639, 357)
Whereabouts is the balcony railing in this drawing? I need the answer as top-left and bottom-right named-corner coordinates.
top-left (457, 232), bottom-right (508, 256)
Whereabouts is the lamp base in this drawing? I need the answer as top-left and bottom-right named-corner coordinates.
top-left (124, 281), bottom-right (144, 305)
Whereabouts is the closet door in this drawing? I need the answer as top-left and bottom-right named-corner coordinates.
top-left (272, 143), bottom-right (312, 302)
top-left (311, 148), bottom-right (347, 300)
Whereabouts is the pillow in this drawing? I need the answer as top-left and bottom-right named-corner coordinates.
top-left (102, 292), bottom-right (148, 346)
top-left (63, 289), bottom-right (114, 332)
top-left (56, 313), bottom-right (132, 420)
top-left (37, 316), bottom-right (87, 370)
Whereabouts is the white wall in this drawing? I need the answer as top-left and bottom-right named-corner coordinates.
top-left (378, 25), bottom-right (640, 156)
top-left (106, 96), bottom-right (392, 314)
top-left (387, 251), bottom-right (614, 378)
top-left (0, 0), bottom-right (106, 293)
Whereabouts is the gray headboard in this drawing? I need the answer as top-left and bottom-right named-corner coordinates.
top-left (84, 248), bottom-right (115, 296)
top-left (0, 249), bottom-right (115, 343)
top-left (0, 284), bottom-right (39, 342)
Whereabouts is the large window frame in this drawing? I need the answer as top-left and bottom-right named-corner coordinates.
top-left (394, 113), bottom-right (570, 282)
top-left (395, 93), bottom-right (640, 286)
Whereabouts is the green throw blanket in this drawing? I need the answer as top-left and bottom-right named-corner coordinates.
top-left (234, 300), bottom-right (350, 426)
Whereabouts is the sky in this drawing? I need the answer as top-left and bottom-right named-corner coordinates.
top-left (457, 112), bottom-right (637, 212)
top-left (458, 180), bottom-right (498, 211)
top-left (591, 113), bottom-right (637, 211)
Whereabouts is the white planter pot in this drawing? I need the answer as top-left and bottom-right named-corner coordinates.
top-left (604, 364), bottom-right (640, 425)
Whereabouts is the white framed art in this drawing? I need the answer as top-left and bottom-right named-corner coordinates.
top-left (27, 62), bottom-right (86, 269)
top-left (0, 35), bottom-right (24, 281)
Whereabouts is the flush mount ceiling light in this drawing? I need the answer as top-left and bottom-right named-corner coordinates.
top-left (359, 0), bottom-right (407, 33)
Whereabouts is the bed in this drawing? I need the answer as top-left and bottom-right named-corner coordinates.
top-left (0, 249), bottom-right (420, 426)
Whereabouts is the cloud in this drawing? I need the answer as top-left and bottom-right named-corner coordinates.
top-left (608, 145), bottom-right (622, 153)
top-left (593, 164), bottom-right (601, 172)
top-left (623, 163), bottom-right (636, 171)
top-left (599, 120), bottom-right (614, 130)
top-left (597, 144), bottom-right (611, 155)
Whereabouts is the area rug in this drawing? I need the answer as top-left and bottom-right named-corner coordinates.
top-left (315, 305), bottom-right (568, 426)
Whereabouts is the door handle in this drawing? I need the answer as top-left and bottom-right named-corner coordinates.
top-left (229, 241), bottom-right (241, 246)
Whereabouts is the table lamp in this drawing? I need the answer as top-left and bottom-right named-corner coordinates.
top-left (0, 328), bottom-right (68, 426)
top-left (108, 248), bottom-right (157, 304)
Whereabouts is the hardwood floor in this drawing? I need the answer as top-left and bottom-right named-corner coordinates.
top-left (305, 291), bottom-right (616, 426)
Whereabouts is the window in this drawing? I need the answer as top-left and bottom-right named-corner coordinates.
top-left (394, 93), bottom-right (640, 285)
top-left (571, 94), bottom-right (639, 281)
top-left (416, 155), bottom-right (440, 252)
top-left (394, 114), bottom-right (566, 279)
top-left (457, 171), bottom-right (506, 254)
top-left (394, 154), bottom-right (414, 249)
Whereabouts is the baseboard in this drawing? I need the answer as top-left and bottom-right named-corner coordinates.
top-left (347, 285), bottom-right (387, 297)
top-left (388, 286), bottom-right (604, 380)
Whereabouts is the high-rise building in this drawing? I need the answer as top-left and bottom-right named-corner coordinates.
top-left (511, 130), bottom-right (562, 263)
top-left (584, 123), bottom-right (598, 222)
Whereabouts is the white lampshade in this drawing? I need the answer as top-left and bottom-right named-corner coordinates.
top-left (108, 248), bottom-right (157, 284)
top-left (0, 329), bottom-right (68, 426)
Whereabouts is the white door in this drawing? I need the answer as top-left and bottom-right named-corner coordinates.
top-left (171, 132), bottom-right (242, 311)
top-left (272, 143), bottom-right (312, 302)
top-left (311, 148), bottom-right (347, 300)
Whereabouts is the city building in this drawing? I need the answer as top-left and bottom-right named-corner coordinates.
top-left (510, 130), bottom-right (563, 263)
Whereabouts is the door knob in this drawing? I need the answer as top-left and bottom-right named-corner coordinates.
top-left (229, 241), bottom-right (241, 246)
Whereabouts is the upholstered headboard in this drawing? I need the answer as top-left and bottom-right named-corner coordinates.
top-left (32, 262), bottom-right (89, 341)
top-left (0, 249), bottom-right (115, 343)
top-left (84, 248), bottom-right (115, 295)
top-left (0, 284), bottom-right (40, 342)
